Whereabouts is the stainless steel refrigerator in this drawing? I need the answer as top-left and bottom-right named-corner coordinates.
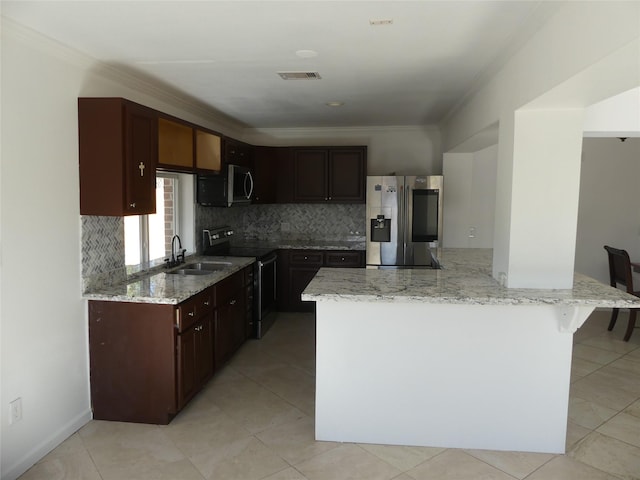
top-left (366, 175), bottom-right (443, 268)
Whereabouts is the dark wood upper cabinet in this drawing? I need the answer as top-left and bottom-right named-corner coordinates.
top-left (277, 147), bottom-right (295, 203)
top-left (79, 97), bottom-right (157, 216)
top-left (328, 148), bottom-right (366, 202)
top-left (224, 138), bottom-right (253, 168)
top-left (294, 149), bottom-right (329, 202)
top-left (253, 146), bottom-right (278, 204)
top-left (293, 146), bottom-right (366, 203)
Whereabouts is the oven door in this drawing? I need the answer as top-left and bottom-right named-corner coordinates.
top-left (257, 253), bottom-right (277, 338)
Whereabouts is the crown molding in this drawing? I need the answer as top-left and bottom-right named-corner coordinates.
top-left (1, 16), bottom-right (246, 134)
top-left (248, 124), bottom-right (440, 137)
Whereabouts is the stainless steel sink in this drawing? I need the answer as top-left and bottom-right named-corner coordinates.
top-left (183, 262), bottom-right (231, 271)
top-left (166, 261), bottom-right (232, 276)
top-left (166, 268), bottom-right (215, 276)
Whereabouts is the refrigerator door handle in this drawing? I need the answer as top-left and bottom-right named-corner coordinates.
top-left (399, 184), bottom-right (405, 265)
top-left (405, 185), bottom-right (410, 265)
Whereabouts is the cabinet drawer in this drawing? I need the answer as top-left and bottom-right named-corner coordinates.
top-left (289, 251), bottom-right (324, 266)
top-left (177, 288), bottom-right (213, 332)
top-left (325, 251), bottom-right (362, 268)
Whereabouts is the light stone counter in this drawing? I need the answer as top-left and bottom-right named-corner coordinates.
top-left (83, 256), bottom-right (255, 305)
top-left (302, 248), bottom-right (640, 308)
top-left (305, 248), bottom-right (640, 454)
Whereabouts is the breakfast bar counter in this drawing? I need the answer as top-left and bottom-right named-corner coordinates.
top-left (302, 249), bottom-right (640, 454)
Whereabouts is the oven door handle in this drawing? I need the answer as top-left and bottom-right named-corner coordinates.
top-left (258, 255), bottom-right (277, 268)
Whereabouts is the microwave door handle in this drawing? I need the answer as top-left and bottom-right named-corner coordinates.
top-left (245, 172), bottom-right (254, 199)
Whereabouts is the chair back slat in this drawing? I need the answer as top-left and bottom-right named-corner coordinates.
top-left (604, 245), bottom-right (635, 294)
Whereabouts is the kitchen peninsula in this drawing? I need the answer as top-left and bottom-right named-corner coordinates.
top-left (302, 249), bottom-right (640, 454)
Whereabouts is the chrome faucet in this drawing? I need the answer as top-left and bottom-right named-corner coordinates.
top-left (166, 234), bottom-right (186, 268)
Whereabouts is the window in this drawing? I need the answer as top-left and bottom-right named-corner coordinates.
top-left (125, 174), bottom-right (178, 267)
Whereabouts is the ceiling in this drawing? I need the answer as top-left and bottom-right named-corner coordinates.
top-left (2, 1), bottom-right (560, 129)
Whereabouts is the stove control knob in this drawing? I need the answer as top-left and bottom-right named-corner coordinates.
top-left (212, 234), bottom-right (219, 240)
top-left (227, 230), bottom-right (234, 236)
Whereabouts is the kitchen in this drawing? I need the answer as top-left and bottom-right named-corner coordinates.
top-left (2, 2), bottom-right (640, 480)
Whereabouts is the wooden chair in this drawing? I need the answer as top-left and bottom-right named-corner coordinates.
top-left (604, 245), bottom-right (639, 341)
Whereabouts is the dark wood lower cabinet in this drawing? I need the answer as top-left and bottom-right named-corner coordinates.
top-left (88, 301), bottom-right (177, 424)
top-left (177, 317), bottom-right (213, 409)
top-left (278, 249), bottom-right (365, 312)
top-left (88, 266), bottom-right (252, 425)
top-left (214, 268), bottom-right (246, 367)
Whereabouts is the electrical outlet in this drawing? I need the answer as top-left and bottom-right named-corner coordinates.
top-left (9, 397), bottom-right (22, 424)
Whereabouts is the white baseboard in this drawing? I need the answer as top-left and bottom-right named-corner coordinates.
top-left (1, 409), bottom-right (92, 480)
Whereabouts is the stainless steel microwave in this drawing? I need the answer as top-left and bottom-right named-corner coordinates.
top-left (197, 164), bottom-right (254, 207)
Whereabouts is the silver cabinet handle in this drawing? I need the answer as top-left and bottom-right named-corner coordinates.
top-left (188, 311), bottom-right (195, 317)
top-left (230, 299), bottom-right (237, 305)
top-left (130, 202), bottom-right (136, 208)
top-left (204, 300), bottom-right (210, 306)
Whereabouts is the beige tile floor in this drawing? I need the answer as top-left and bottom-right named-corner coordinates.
top-left (20, 309), bottom-right (640, 480)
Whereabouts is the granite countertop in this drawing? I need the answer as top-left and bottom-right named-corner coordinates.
top-left (302, 248), bottom-right (640, 308)
top-left (83, 256), bottom-right (255, 305)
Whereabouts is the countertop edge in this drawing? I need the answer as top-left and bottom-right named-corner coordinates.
top-left (301, 249), bottom-right (640, 308)
top-left (83, 256), bottom-right (256, 305)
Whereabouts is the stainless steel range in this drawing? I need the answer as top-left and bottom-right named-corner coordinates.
top-left (202, 226), bottom-right (277, 338)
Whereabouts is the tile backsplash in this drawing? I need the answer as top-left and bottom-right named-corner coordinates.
top-left (81, 215), bottom-right (126, 292)
top-left (196, 203), bottom-right (366, 249)
top-left (82, 203), bottom-right (365, 291)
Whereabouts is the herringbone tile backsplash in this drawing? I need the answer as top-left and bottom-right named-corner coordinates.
top-left (81, 216), bottom-right (126, 292)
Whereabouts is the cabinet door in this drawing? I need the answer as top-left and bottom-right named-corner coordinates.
top-left (277, 148), bottom-right (295, 203)
top-left (177, 327), bottom-right (197, 409)
top-left (79, 98), bottom-right (157, 216)
top-left (214, 304), bottom-right (234, 366)
top-left (253, 146), bottom-right (278, 204)
top-left (294, 149), bottom-right (328, 202)
top-left (124, 101), bottom-right (157, 215)
top-left (195, 318), bottom-right (213, 386)
top-left (225, 139), bottom-right (253, 168)
top-left (196, 130), bottom-right (222, 172)
top-left (177, 317), bottom-right (213, 409)
top-left (328, 148), bottom-right (366, 203)
top-left (158, 117), bottom-right (194, 170)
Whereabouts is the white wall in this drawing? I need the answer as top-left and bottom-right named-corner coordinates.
top-left (441, 2), bottom-right (640, 287)
top-left (0, 20), bottom-right (242, 480)
top-left (244, 125), bottom-right (443, 176)
top-left (583, 87), bottom-right (640, 138)
top-left (443, 144), bottom-right (497, 248)
top-left (575, 138), bottom-right (640, 284)
top-left (1, 22), bottom-right (90, 480)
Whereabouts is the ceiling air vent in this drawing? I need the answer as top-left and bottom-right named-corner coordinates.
top-left (277, 71), bottom-right (322, 80)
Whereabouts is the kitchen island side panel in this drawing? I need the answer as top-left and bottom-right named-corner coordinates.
top-left (314, 301), bottom-right (590, 453)
top-left (88, 301), bottom-right (177, 424)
